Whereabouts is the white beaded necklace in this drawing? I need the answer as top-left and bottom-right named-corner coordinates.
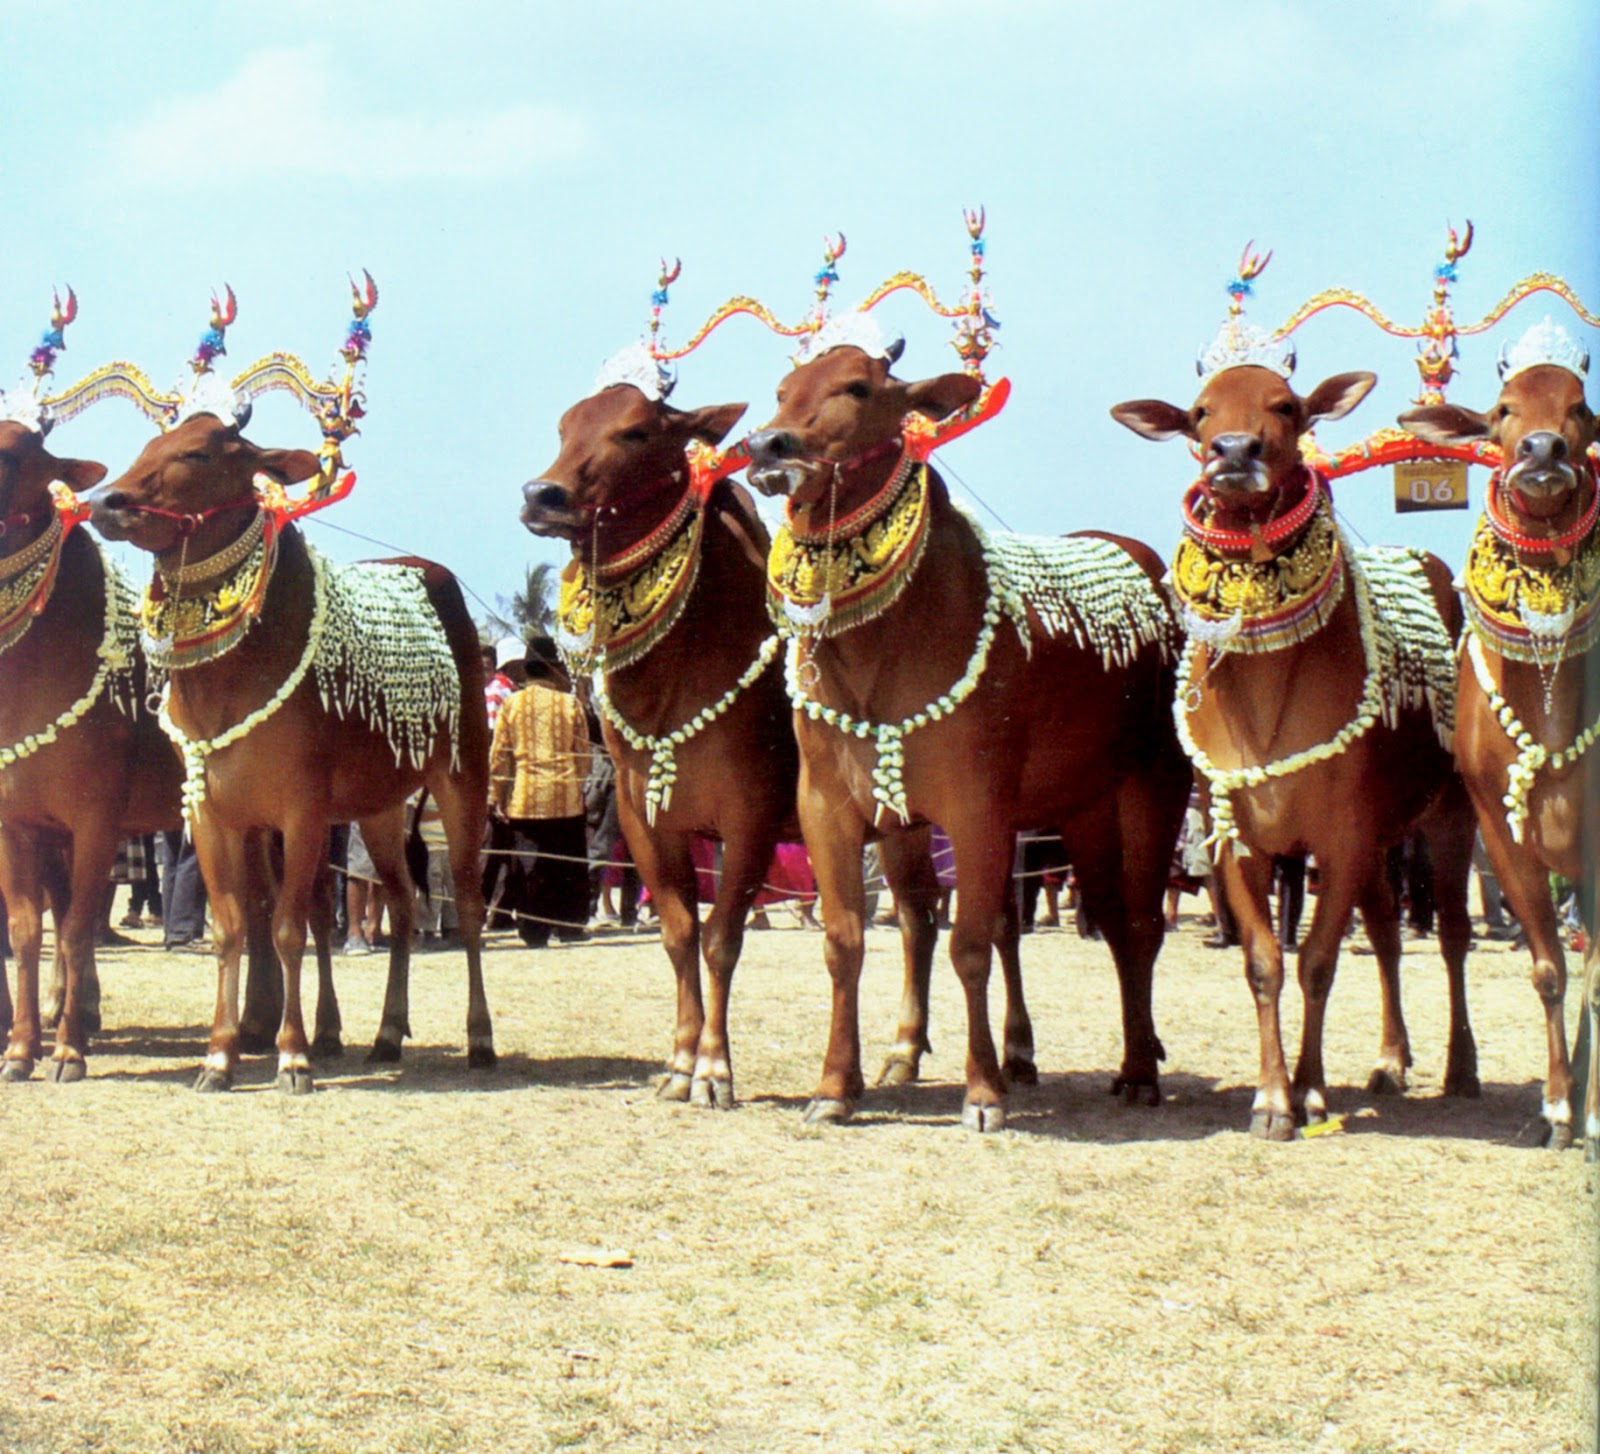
top-left (595, 633), bottom-right (783, 826)
top-left (1464, 629), bottom-right (1599, 844)
top-left (0, 544), bottom-right (137, 771)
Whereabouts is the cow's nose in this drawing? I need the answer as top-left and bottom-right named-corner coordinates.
top-left (746, 429), bottom-right (799, 464)
top-left (85, 485), bottom-right (129, 514)
top-left (1209, 433), bottom-right (1262, 465)
top-left (523, 480), bottom-right (569, 511)
top-left (1516, 431), bottom-right (1567, 465)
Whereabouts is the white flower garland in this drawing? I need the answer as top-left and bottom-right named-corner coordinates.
top-left (596, 634), bottom-right (783, 826)
top-left (1465, 629), bottom-right (1599, 844)
top-left (1176, 536), bottom-right (1386, 856)
top-left (159, 545), bottom-right (331, 825)
top-left (0, 547), bottom-right (138, 771)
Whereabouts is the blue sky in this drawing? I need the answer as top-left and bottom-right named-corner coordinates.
top-left (3, 0), bottom-right (1595, 623)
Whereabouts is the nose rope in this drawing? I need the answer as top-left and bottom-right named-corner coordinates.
top-left (115, 493), bottom-right (261, 539)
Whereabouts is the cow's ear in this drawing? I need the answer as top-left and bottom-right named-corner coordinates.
top-left (677, 402), bottom-right (747, 447)
top-left (1397, 402), bottom-right (1492, 446)
top-left (1301, 371), bottom-right (1376, 427)
top-left (52, 456), bottom-right (108, 490)
top-left (254, 448), bottom-right (322, 484)
top-left (1110, 399), bottom-right (1195, 442)
top-left (902, 372), bottom-right (983, 422)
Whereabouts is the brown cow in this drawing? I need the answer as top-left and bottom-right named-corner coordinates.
top-left (85, 411), bottom-right (494, 1092)
top-left (520, 367), bottom-right (973, 1106)
top-left (0, 417), bottom-right (176, 1080)
top-left (746, 330), bottom-right (1190, 1131)
top-left (1400, 330), bottom-right (1598, 1155)
top-left (1113, 357), bottom-right (1479, 1139)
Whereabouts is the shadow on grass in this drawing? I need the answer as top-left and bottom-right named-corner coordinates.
top-left (749, 1069), bottom-right (1561, 1148)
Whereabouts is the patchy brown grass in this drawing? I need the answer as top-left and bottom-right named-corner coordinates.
top-left (0, 915), bottom-right (1594, 1453)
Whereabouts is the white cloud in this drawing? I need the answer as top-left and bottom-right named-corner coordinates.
top-left (108, 45), bottom-right (588, 186)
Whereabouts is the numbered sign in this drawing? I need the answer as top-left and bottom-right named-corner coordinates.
top-left (1393, 459), bottom-right (1469, 513)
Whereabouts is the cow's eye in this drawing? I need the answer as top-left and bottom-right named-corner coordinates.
top-left (180, 451), bottom-right (210, 464)
top-left (620, 429), bottom-right (649, 445)
top-left (845, 382), bottom-right (870, 400)
top-left (1270, 401), bottom-right (1295, 418)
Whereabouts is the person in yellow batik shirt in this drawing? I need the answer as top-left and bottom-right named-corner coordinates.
top-left (490, 635), bottom-right (593, 947)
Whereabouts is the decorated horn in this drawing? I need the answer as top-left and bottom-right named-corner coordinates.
top-left (350, 269), bottom-right (378, 321)
top-left (1497, 338), bottom-right (1513, 380)
top-left (52, 286), bottom-right (77, 331)
top-left (884, 333), bottom-right (906, 365)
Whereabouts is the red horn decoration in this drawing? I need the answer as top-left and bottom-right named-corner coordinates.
top-left (211, 284), bottom-right (238, 329)
top-left (1237, 240), bottom-right (1273, 282)
top-left (823, 232), bottom-right (846, 265)
top-left (964, 205), bottom-right (986, 239)
top-left (1446, 219), bottom-right (1474, 264)
top-left (52, 285), bottom-right (78, 330)
top-left (350, 268), bottom-right (379, 318)
top-left (659, 257), bottom-right (682, 288)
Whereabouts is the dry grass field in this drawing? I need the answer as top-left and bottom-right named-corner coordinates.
top-left (1, 910), bottom-right (1595, 1454)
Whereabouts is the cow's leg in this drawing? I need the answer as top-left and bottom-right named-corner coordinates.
top-left (1216, 843), bottom-right (1293, 1139)
top-left (1582, 927), bottom-right (1599, 1162)
top-left (994, 875), bottom-right (1037, 1087)
top-left (1356, 869), bottom-right (1411, 1095)
top-left (691, 825), bottom-right (776, 1109)
top-left (364, 807), bottom-right (420, 1065)
top-left (801, 778), bottom-right (869, 1126)
top-left (239, 830), bottom-right (283, 1055)
top-left (1477, 805), bottom-right (1575, 1148)
top-left (429, 772), bottom-right (494, 1068)
top-left (0, 829), bottom-right (44, 1080)
top-left (941, 823), bottom-right (1011, 1133)
top-left (308, 855), bottom-right (343, 1059)
top-left (1293, 853), bottom-right (1369, 1126)
top-left (40, 850), bottom-right (89, 1033)
top-left (45, 818), bottom-right (120, 1082)
top-left (875, 826), bottom-right (941, 1087)
top-left (270, 819), bottom-right (326, 1095)
top-left (1423, 798), bottom-right (1479, 1097)
top-left (1074, 771), bottom-right (1178, 1107)
top-left (190, 816), bottom-right (252, 1093)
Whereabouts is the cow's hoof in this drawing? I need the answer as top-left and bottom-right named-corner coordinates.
top-left (1, 1057), bottom-right (35, 1083)
top-left (1443, 1070), bottom-right (1481, 1099)
top-left (1113, 1076), bottom-right (1160, 1107)
top-left (876, 1054), bottom-right (920, 1088)
top-left (802, 1097), bottom-right (854, 1126)
top-left (277, 1067), bottom-right (315, 1095)
top-left (310, 1034), bottom-right (344, 1061)
top-left (657, 1072), bottom-right (693, 1102)
top-left (366, 1037), bottom-right (403, 1064)
top-left (1546, 1120), bottom-right (1575, 1153)
top-left (690, 1075), bottom-right (734, 1110)
top-left (466, 1043), bottom-right (498, 1070)
top-left (1251, 1109), bottom-right (1296, 1142)
top-left (1365, 1066), bottom-right (1407, 1096)
top-left (961, 1100), bottom-right (1007, 1133)
top-left (47, 1056), bottom-right (86, 1084)
top-left (1004, 1057), bottom-right (1039, 1088)
top-left (193, 1067), bottom-right (233, 1093)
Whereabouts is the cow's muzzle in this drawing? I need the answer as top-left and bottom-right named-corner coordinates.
top-left (745, 428), bottom-right (821, 498)
top-left (521, 479), bottom-right (589, 537)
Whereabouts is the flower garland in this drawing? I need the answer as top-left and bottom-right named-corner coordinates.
top-left (779, 500), bottom-right (1174, 827)
top-left (0, 545), bottom-right (139, 771)
top-left (595, 634), bottom-right (783, 825)
top-left (1465, 626), bottom-right (1599, 844)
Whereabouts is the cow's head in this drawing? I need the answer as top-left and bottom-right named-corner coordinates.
top-left (86, 412), bottom-right (319, 557)
top-left (745, 344), bottom-right (982, 510)
top-left (1110, 365), bottom-right (1376, 516)
top-left (1400, 363), bottom-right (1596, 526)
top-left (0, 419), bottom-right (105, 553)
top-left (521, 385), bottom-right (745, 544)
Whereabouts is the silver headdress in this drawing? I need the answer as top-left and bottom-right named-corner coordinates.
top-left (1497, 316), bottom-right (1590, 383)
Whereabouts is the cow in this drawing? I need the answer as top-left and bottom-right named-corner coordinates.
top-left (1113, 341), bottom-right (1479, 1139)
top-left (1400, 318), bottom-right (1599, 1155)
top-left (746, 320), bottom-right (1191, 1131)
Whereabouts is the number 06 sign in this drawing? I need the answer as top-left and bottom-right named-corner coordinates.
top-left (1393, 459), bottom-right (1469, 513)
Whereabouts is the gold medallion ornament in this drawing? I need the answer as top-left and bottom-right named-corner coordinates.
top-left (1461, 508), bottom-right (1600, 665)
top-left (0, 512), bottom-right (66, 656)
top-left (766, 456), bottom-right (931, 638)
top-left (140, 509), bottom-right (278, 670)
top-left (555, 503), bottom-right (704, 675)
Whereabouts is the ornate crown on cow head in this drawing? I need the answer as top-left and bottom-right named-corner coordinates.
top-left (1196, 243), bottom-right (1297, 384)
top-left (1498, 316), bottom-right (1590, 384)
top-left (0, 287), bottom-right (79, 435)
